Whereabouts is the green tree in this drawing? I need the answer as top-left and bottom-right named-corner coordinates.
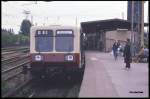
top-left (17, 34), bottom-right (30, 45)
top-left (2, 28), bottom-right (15, 47)
top-left (20, 19), bottom-right (31, 36)
top-left (2, 28), bottom-right (30, 47)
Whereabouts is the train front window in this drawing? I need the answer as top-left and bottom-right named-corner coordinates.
top-left (35, 30), bottom-right (53, 52)
top-left (55, 30), bottom-right (74, 52)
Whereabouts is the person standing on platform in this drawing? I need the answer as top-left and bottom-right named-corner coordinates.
top-left (117, 40), bottom-right (121, 49)
top-left (123, 38), bottom-right (132, 70)
top-left (112, 40), bottom-right (118, 60)
top-left (117, 40), bottom-right (121, 56)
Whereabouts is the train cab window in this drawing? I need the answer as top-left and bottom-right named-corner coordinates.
top-left (35, 30), bottom-right (53, 52)
top-left (55, 30), bottom-right (74, 52)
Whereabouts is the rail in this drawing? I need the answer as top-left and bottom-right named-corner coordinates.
top-left (2, 54), bottom-right (30, 66)
top-left (2, 60), bottom-right (30, 74)
top-left (2, 49), bottom-right (29, 55)
top-left (2, 79), bottom-right (32, 97)
top-left (2, 46), bottom-right (29, 52)
top-left (2, 46), bottom-right (31, 97)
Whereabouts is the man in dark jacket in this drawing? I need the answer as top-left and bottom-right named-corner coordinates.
top-left (112, 41), bottom-right (118, 60)
top-left (117, 40), bottom-right (121, 48)
top-left (123, 38), bottom-right (132, 69)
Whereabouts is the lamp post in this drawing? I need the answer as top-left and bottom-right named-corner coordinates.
top-left (131, 1), bottom-right (134, 57)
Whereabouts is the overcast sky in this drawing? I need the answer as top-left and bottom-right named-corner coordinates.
top-left (2, 1), bottom-right (149, 34)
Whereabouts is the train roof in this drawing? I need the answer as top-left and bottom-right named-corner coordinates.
top-left (31, 25), bottom-right (80, 31)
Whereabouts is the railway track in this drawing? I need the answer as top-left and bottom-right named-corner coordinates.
top-left (2, 46), bottom-right (30, 72)
top-left (24, 74), bottom-right (82, 98)
top-left (2, 46), bottom-right (31, 97)
top-left (2, 58), bottom-right (31, 96)
top-left (3, 71), bottom-right (82, 98)
top-left (2, 78), bottom-right (32, 97)
top-left (2, 54), bottom-right (30, 70)
top-left (2, 60), bottom-right (30, 81)
top-left (2, 46), bottom-right (29, 52)
top-left (30, 73), bottom-right (82, 98)
top-left (2, 60), bottom-right (31, 97)
top-left (2, 46), bottom-right (29, 58)
top-left (2, 46), bottom-right (82, 98)
top-left (2, 54), bottom-right (29, 64)
top-left (2, 63), bottom-right (82, 98)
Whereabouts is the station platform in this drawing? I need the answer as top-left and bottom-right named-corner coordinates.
top-left (79, 51), bottom-right (148, 97)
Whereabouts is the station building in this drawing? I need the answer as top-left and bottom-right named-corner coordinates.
top-left (81, 18), bottom-right (133, 52)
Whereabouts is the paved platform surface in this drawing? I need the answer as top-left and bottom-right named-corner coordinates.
top-left (79, 51), bottom-right (148, 97)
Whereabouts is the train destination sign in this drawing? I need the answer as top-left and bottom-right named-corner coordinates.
top-left (36, 30), bottom-right (53, 36)
top-left (56, 30), bottom-right (73, 35)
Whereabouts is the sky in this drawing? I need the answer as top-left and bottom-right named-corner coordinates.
top-left (2, 1), bottom-right (149, 34)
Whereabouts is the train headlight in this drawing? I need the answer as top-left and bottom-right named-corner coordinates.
top-left (65, 55), bottom-right (74, 61)
top-left (35, 55), bottom-right (43, 61)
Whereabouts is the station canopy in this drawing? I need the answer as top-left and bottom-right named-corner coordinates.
top-left (81, 18), bottom-right (132, 33)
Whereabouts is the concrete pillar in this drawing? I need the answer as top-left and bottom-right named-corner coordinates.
top-left (141, 1), bottom-right (144, 47)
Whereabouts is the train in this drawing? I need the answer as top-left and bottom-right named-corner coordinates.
top-left (29, 25), bottom-right (86, 81)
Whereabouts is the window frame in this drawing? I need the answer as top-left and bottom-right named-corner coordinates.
top-left (35, 29), bottom-right (54, 52)
top-left (55, 29), bottom-right (74, 52)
